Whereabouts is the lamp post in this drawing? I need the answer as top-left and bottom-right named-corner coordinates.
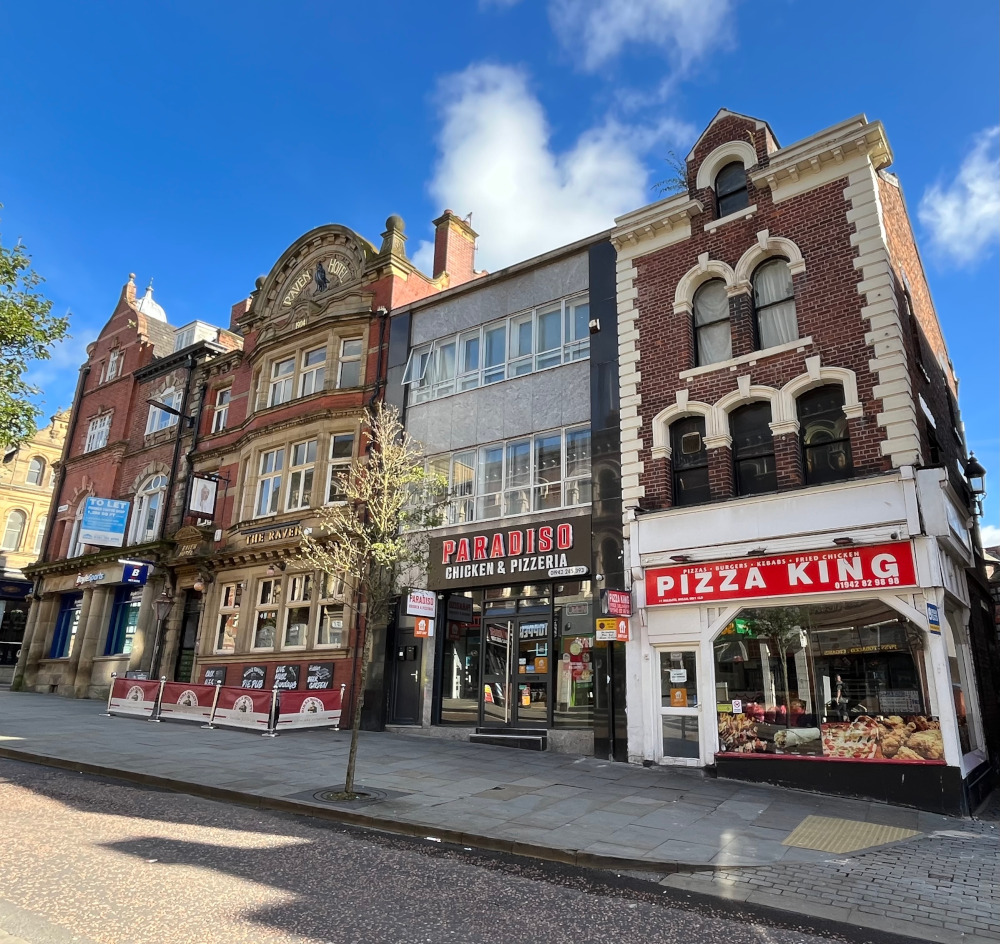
top-left (149, 587), bottom-right (174, 678)
top-left (965, 453), bottom-right (987, 517)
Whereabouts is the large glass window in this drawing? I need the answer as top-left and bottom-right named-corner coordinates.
top-left (714, 601), bottom-right (939, 763)
top-left (299, 347), bottom-right (326, 397)
top-left (326, 434), bottom-right (355, 503)
top-left (255, 449), bottom-right (284, 517)
top-left (693, 279), bottom-right (731, 366)
top-left (798, 386), bottom-right (852, 486)
top-left (283, 574), bottom-right (312, 647)
top-left (731, 402), bottom-right (777, 496)
top-left (252, 578), bottom-right (279, 649)
top-left (129, 474), bottom-right (168, 544)
top-left (103, 347), bottom-right (123, 382)
top-left (753, 258), bottom-right (798, 349)
top-left (33, 515), bottom-right (47, 554)
top-left (404, 294), bottom-right (590, 403)
top-left (215, 583), bottom-right (240, 653)
top-left (146, 389), bottom-right (182, 433)
top-left (211, 388), bottom-right (231, 433)
top-left (1, 510), bottom-right (26, 551)
top-left (105, 586), bottom-right (142, 655)
top-left (50, 593), bottom-right (83, 659)
top-left (317, 572), bottom-right (346, 647)
top-left (337, 339), bottom-right (363, 388)
top-left (85, 413), bottom-right (112, 452)
top-left (26, 458), bottom-right (45, 486)
top-left (670, 416), bottom-right (710, 506)
top-left (715, 161), bottom-right (749, 217)
top-left (286, 440), bottom-right (317, 511)
top-left (268, 358), bottom-right (295, 407)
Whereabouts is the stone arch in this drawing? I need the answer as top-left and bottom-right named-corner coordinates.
top-left (716, 384), bottom-right (783, 426)
top-left (734, 233), bottom-right (806, 286)
top-left (128, 461), bottom-right (171, 496)
top-left (695, 140), bottom-right (758, 191)
top-left (651, 400), bottom-right (716, 459)
top-left (673, 257), bottom-right (739, 315)
top-left (779, 365), bottom-right (863, 431)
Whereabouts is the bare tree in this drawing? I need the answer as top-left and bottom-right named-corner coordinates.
top-left (298, 402), bottom-right (445, 797)
top-left (744, 606), bottom-right (807, 723)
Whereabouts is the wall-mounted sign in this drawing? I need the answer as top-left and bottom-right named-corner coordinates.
top-left (926, 602), bottom-right (941, 635)
top-left (446, 595), bottom-right (474, 622)
top-left (595, 617), bottom-right (629, 641)
top-left (273, 664), bottom-right (300, 691)
top-left (122, 564), bottom-right (148, 586)
top-left (600, 589), bottom-right (632, 617)
top-left (669, 668), bottom-right (687, 684)
top-left (669, 688), bottom-right (688, 708)
top-left (281, 254), bottom-right (356, 307)
top-left (406, 589), bottom-right (437, 618)
top-left (428, 516), bottom-right (591, 590)
top-left (75, 571), bottom-right (107, 586)
top-left (414, 617), bottom-right (434, 638)
top-left (241, 665), bottom-right (267, 690)
top-left (204, 666), bottom-right (227, 685)
top-left (242, 523), bottom-right (301, 547)
top-left (306, 663), bottom-right (334, 690)
top-left (645, 542), bottom-right (917, 607)
top-left (189, 476), bottom-right (218, 517)
top-left (81, 497), bottom-right (130, 547)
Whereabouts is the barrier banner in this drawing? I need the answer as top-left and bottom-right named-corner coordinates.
top-left (108, 677), bottom-right (160, 718)
top-left (276, 687), bottom-right (344, 730)
top-left (212, 686), bottom-right (273, 730)
top-left (158, 682), bottom-right (217, 722)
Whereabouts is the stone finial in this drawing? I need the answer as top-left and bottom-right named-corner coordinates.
top-left (379, 214), bottom-right (408, 260)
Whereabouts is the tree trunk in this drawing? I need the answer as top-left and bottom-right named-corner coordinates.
top-left (343, 613), bottom-right (373, 796)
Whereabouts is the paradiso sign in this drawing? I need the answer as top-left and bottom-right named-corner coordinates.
top-left (644, 542), bottom-right (917, 606)
top-left (428, 516), bottom-right (591, 590)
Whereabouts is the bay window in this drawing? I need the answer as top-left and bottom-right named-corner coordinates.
top-left (286, 439), bottom-right (317, 511)
top-left (255, 448), bottom-right (284, 517)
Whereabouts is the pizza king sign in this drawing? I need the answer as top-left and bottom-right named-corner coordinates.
top-left (645, 542), bottom-right (917, 606)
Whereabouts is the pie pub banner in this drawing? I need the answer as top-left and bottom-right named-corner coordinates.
top-left (645, 542), bottom-right (917, 607)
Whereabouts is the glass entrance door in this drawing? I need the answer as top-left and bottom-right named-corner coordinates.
top-left (514, 618), bottom-right (549, 724)
top-left (659, 649), bottom-right (702, 764)
top-left (483, 619), bottom-right (513, 724)
top-left (481, 617), bottom-right (551, 726)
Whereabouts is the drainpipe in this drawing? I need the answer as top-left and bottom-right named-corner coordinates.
top-left (160, 353), bottom-right (196, 543)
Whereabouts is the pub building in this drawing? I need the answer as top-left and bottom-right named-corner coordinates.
top-left (383, 228), bottom-right (626, 755)
top-left (613, 111), bottom-right (996, 814)
top-left (183, 215), bottom-right (470, 710)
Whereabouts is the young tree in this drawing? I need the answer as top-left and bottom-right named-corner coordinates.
top-left (298, 401), bottom-right (445, 797)
top-left (0, 213), bottom-right (70, 448)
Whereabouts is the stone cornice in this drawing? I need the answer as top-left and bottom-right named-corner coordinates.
top-left (611, 197), bottom-right (704, 252)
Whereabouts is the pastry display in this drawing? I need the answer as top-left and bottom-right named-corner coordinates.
top-left (821, 714), bottom-right (944, 760)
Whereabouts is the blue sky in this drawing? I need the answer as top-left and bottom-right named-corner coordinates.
top-left (1, 1), bottom-right (997, 535)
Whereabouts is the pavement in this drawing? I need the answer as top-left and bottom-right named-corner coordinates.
top-left (1, 689), bottom-right (997, 943)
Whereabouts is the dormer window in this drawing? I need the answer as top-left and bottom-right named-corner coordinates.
top-left (715, 162), bottom-right (749, 217)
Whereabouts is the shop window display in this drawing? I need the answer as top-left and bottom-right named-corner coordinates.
top-left (714, 600), bottom-right (943, 763)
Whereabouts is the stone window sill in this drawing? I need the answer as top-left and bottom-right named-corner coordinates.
top-left (704, 204), bottom-right (757, 233)
top-left (679, 336), bottom-right (813, 380)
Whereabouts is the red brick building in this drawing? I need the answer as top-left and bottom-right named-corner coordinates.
top-left (614, 111), bottom-right (995, 814)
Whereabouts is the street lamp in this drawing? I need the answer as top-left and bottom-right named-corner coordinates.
top-left (965, 453), bottom-right (987, 517)
top-left (149, 587), bottom-right (174, 678)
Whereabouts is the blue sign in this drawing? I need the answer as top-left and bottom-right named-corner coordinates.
top-left (926, 602), bottom-right (941, 635)
top-left (122, 564), bottom-right (149, 586)
top-left (80, 497), bottom-right (131, 548)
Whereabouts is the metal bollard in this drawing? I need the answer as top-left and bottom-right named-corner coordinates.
top-left (202, 681), bottom-right (222, 729)
top-left (261, 686), bottom-right (280, 737)
top-left (147, 677), bottom-right (167, 722)
top-left (102, 673), bottom-right (117, 717)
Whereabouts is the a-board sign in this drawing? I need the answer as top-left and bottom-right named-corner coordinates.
top-left (273, 664), bottom-right (300, 691)
top-left (203, 666), bottom-right (227, 685)
top-left (241, 665), bottom-right (267, 690)
top-left (306, 662), bottom-right (334, 690)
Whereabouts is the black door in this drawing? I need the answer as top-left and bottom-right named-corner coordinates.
top-left (389, 624), bottom-right (422, 724)
top-left (173, 590), bottom-right (201, 683)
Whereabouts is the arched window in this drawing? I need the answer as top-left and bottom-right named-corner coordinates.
top-left (2, 510), bottom-right (27, 551)
top-left (33, 515), bottom-right (47, 555)
top-left (693, 279), bottom-right (731, 366)
top-left (752, 258), bottom-right (798, 349)
top-left (670, 416), bottom-right (710, 507)
top-left (731, 402), bottom-right (777, 496)
top-left (715, 162), bottom-right (749, 217)
top-left (130, 474), bottom-right (169, 544)
top-left (68, 504), bottom-right (87, 557)
top-left (797, 386), bottom-right (853, 485)
top-left (26, 457), bottom-right (45, 486)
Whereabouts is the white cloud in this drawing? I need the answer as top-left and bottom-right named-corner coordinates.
top-left (419, 63), bottom-right (691, 273)
top-left (918, 127), bottom-right (1000, 266)
top-left (548, 0), bottom-right (734, 72)
top-left (980, 524), bottom-right (1000, 548)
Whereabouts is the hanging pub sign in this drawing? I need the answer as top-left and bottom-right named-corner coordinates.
top-left (428, 515), bottom-right (591, 590)
top-left (645, 542), bottom-right (917, 607)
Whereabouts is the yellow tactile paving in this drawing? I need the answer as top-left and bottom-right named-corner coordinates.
top-left (782, 815), bottom-right (920, 853)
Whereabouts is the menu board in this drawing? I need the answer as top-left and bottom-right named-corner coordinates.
top-left (273, 664), bottom-right (300, 691)
top-left (306, 662), bottom-right (334, 690)
top-left (203, 666), bottom-right (227, 685)
top-left (241, 665), bottom-right (267, 690)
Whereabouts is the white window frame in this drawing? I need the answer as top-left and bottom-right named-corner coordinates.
top-left (33, 515), bottom-right (47, 555)
top-left (68, 507), bottom-right (87, 557)
top-left (129, 474), bottom-right (168, 544)
top-left (85, 413), bottom-right (112, 453)
top-left (215, 583), bottom-right (240, 653)
top-left (26, 457), bottom-right (45, 486)
top-left (268, 357), bottom-right (295, 407)
top-left (403, 293), bottom-right (590, 404)
top-left (103, 347), bottom-right (123, 382)
top-left (326, 433), bottom-right (355, 504)
top-left (1, 510), bottom-right (26, 551)
top-left (174, 327), bottom-right (196, 351)
top-left (211, 388), bottom-right (231, 433)
top-left (299, 347), bottom-right (327, 397)
top-left (282, 574), bottom-right (313, 649)
top-left (285, 439), bottom-right (317, 511)
top-left (316, 572), bottom-right (346, 648)
top-left (254, 448), bottom-right (284, 517)
top-left (252, 578), bottom-right (279, 650)
top-left (146, 389), bottom-right (182, 434)
top-left (336, 338), bottom-right (363, 389)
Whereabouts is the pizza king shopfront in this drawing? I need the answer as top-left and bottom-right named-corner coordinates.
top-left (631, 540), bottom-right (988, 814)
top-left (394, 511), bottom-right (602, 754)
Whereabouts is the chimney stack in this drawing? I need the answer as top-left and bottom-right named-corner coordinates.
top-left (432, 210), bottom-right (478, 287)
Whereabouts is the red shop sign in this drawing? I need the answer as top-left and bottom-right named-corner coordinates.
top-left (645, 542), bottom-right (917, 607)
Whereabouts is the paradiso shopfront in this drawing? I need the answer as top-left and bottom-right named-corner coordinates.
top-left (632, 540), bottom-right (987, 814)
top-left (395, 511), bottom-right (601, 753)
